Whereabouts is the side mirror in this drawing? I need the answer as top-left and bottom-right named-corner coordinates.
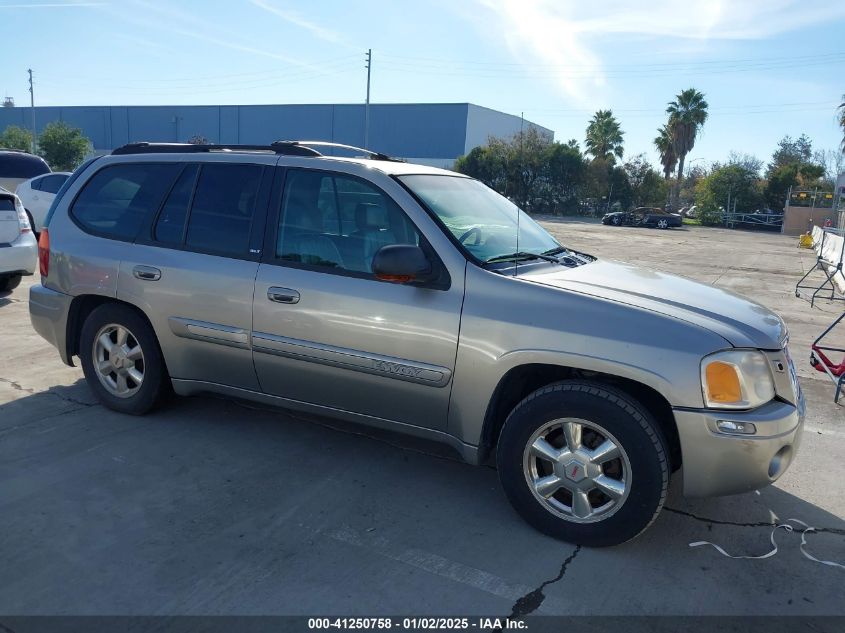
top-left (372, 244), bottom-right (433, 284)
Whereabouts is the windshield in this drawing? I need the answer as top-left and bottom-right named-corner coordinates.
top-left (398, 175), bottom-right (561, 262)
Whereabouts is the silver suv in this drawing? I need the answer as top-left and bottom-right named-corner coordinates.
top-left (30, 142), bottom-right (804, 546)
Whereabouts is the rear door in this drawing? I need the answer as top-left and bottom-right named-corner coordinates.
top-left (251, 166), bottom-right (465, 431)
top-left (119, 157), bottom-right (274, 390)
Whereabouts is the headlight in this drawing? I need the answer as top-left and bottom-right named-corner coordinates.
top-left (700, 350), bottom-right (775, 409)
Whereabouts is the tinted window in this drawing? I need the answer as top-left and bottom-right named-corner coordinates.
top-left (71, 163), bottom-right (180, 240)
top-left (184, 163), bottom-right (262, 257)
top-left (0, 197), bottom-right (14, 211)
top-left (40, 174), bottom-right (68, 194)
top-left (0, 152), bottom-right (50, 179)
top-left (277, 169), bottom-right (420, 274)
top-left (154, 164), bottom-right (198, 246)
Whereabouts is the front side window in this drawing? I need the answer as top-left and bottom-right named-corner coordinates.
top-left (276, 169), bottom-right (420, 274)
top-left (71, 163), bottom-right (180, 241)
top-left (398, 175), bottom-right (560, 263)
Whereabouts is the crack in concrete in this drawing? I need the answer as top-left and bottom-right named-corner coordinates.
top-left (0, 377), bottom-right (34, 393)
top-left (503, 545), bottom-right (581, 622)
top-left (666, 507), bottom-right (845, 535)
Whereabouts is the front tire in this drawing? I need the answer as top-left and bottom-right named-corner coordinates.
top-left (0, 274), bottom-right (22, 292)
top-left (79, 303), bottom-right (169, 415)
top-left (497, 381), bottom-right (669, 547)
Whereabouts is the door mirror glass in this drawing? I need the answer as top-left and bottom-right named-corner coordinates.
top-left (372, 244), bottom-right (432, 284)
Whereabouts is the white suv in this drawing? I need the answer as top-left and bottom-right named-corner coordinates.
top-left (0, 186), bottom-right (37, 291)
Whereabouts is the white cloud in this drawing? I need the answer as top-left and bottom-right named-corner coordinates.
top-left (248, 0), bottom-right (342, 44)
top-left (471, 0), bottom-right (845, 103)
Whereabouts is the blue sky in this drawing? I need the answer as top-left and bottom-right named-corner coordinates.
top-left (2, 0), bottom-right (844, 168)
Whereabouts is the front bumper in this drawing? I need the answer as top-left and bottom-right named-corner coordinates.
top-left (675, 392), bottom-right (805, 497)
top-left (29, 283), bottom-right (74, 365)
top-left (0, 232), bottom-right (37, 276)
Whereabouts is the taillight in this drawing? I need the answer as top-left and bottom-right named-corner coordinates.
top-left (15, 197), bottom-right (31, 233)
top-left (38, 228), bottom-right (50, 278)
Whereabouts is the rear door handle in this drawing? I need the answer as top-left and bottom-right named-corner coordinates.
top-left (267, 287), bottom-right (300, 304)
top-left (133, 265), bottom-right (161, 281)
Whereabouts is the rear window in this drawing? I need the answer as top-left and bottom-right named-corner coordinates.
top-left (71, 163), bottom-right (180, 241)
top-left (0, 152), bottom-right (50, 179)
top-left (0, 197), bottom-right (15, 211)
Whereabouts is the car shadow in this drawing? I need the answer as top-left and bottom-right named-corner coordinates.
top-left (1, 379), bottom-right (843, 615)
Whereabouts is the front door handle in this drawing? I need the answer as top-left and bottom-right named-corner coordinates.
top-left (133, 265), bottom-right (161, 281)
top-left (267, 287), bottom-right (300, 304)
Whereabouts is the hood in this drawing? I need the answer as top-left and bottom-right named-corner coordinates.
top-left (520, 259), bottom-right (786, 349)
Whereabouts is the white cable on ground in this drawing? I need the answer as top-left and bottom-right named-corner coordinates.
top-left (689, 518), bottom-right (845, 570)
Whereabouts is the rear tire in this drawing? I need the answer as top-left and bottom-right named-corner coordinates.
top-left (497, 381), bottom-right (669, 547)
top-left (0, 274), bottom-right (22, 292)
top-left (79, 303), bottom-right (169, 415)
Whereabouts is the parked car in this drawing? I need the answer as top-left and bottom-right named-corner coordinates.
top-left (0, 150), bottom-right (51, 193)
top-left (684, 205), bottom-right (698, 219)
top-left (0, 186), bottom-right (37, 291)
top-left (30, 142), bottom-right (804, 546)
top-left (602, 207), bottom-right (683, 229)
top-left (16, 172), bottom-right (71, 233)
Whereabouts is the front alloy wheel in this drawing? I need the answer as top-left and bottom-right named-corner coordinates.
top-left (524, 418), bottom-right (631, 523)
top-left (497, 381), bottom-right (670, 546)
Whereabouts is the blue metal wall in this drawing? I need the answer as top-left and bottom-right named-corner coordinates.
top-left (0, 103), bottom-right (552, 161)
top-left (0, 103), bottom-right (487, 159)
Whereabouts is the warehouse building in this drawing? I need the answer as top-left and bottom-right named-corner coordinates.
top-left (0, 103), bottom-right (552, 167)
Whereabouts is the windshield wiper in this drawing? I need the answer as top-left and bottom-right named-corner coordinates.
top-left (484, 251), bottom-right (564, 265)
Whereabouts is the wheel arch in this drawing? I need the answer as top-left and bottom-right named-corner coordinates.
top-left (66, 295), bottom-right (161, 367)
top-left (478, 363), bottom-right (681, 472)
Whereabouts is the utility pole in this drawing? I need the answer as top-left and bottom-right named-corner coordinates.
top-left (28, 68), bottom-right (36, 153)
top-left (364, 49), bottom-right (372, 149)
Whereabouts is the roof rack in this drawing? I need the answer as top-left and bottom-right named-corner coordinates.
top-left (278, 140), bottom-right (401, 162)
top-left (111, 142), bottom-right (321, 157)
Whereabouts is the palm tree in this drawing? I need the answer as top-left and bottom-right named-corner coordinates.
top-left (585, 110), bottom-right (624, 163)
top-left (838, 95), bottom-right (845, 153)
top-left (666, 88), bottom-right (708, 208)
top-left (654, 124), bottom-right (677, 179)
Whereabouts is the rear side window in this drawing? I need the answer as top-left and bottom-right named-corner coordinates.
top-left (154, 164), bottom-right (198, 245)
top-left (71, 163), bottom-right (179, 241)
top-left (39, 174), bottom-right (68, 194)
top-left (183, 163), bottom-right (263, 257)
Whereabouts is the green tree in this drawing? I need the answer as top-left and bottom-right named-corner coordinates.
top-left (624, 154), bottom-right (669, 207)
top-left (763, 134), bottom-right (826, 211)
top-left (584, 110), bottom-right (624, 163)
top-left (546, 142), bottom-right (586, 212)
top-left (696, 163), bottom-right (764, 224)
top-left (653, 124), bottom-right (676, 179)
top-left (37, 121), bottom-right (91, 171)
top-left (0, 125), bottom-right (34, 152)
top-left (667, 88), bottom-right (709, 209)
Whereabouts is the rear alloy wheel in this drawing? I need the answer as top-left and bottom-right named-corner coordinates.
top-left (497, 381), bottom-right (669, 546)
top-left (80, 303), bottom-right (169, 414)
top-left (656, 219), bottom-right (669, 229)
top-left (0, 274), bottom-right (22, 292)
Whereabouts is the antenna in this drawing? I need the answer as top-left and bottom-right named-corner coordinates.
top-left (364, 49), bottom-right (372, 148)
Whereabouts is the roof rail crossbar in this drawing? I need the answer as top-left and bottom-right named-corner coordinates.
top-left (111, 142), bottom-right (322, 157)
top-left (274, 140), bottom-right (401, 162)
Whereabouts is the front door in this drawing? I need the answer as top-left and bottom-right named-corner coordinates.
top-left (251, 167), bottom-right (464, 431)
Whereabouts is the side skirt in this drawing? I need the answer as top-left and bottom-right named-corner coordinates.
top-left (170, 378), bottom-right (481, 465)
